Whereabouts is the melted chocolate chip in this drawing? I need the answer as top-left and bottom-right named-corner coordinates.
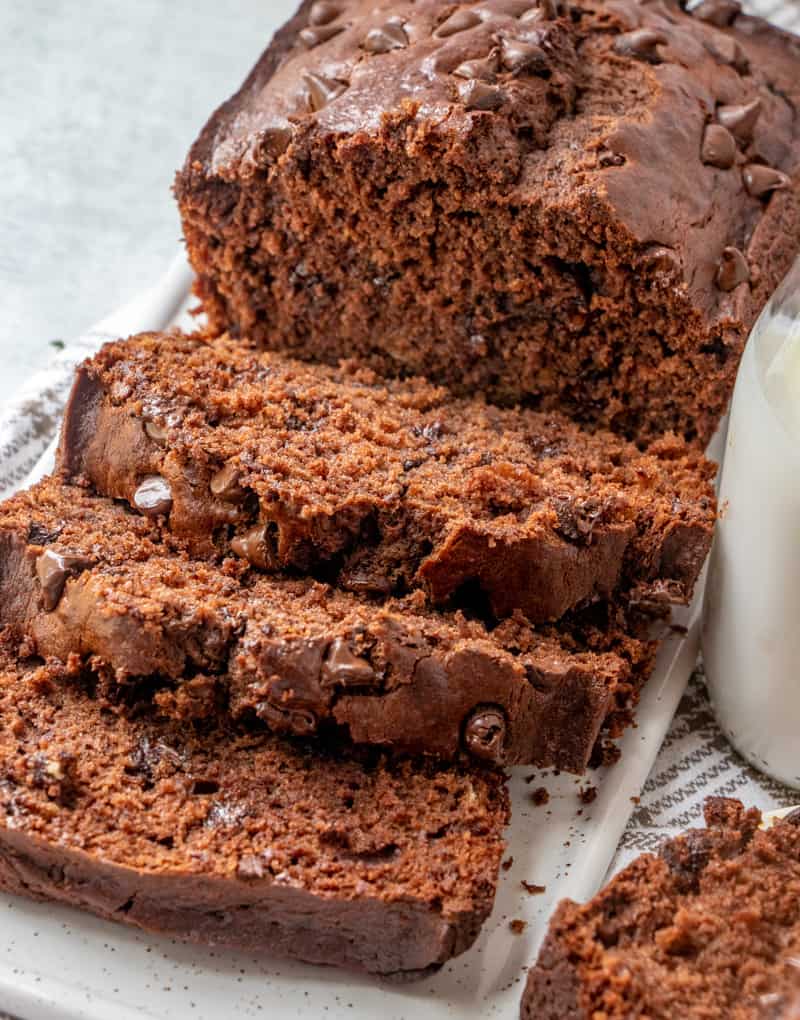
top-left (701, 124), bottom-right (737, 169)
top-left (363, 21), bottom-right (408, 53)
top-left (464, 707), bottom-right (507, 764)
top-left (597, 148), bottom-right (626, 167)
top-left (458, 79), bottom-right (505, 111)
top-left (308, 0), bottom-right (340, 26)
top-left (643, 245), bottom-right (681, 280)
top-left (299, 23), bottom-right (343, 48)
top-left (705, 35), bottom-right (748, 73)
top-left (133, 476), bottom-right (173, 517)
top-left (322, 638), bottom-right (376, 688)
top-left (716, 246), bottom-right (749, 292)
top-left (501, 37), bottom-right (548, 73)
top-left (259, 699), bottom-right (318, 737)
top-left (717, 99), bottom-right (762, 143)
top-left (230, 525), bottom-right (277, 570)
top-left (340, 571), bottom-right (393, 596)
top-left (257, 126), bottom-right (293, 160)
top-left (743, 164), bottom-right (791, 199)
top-left (303, 72), bottom-right (347, 112)
top-left (143, 420), bottom-right (168, 444)
top-left (35, 549), bottom-right (96, 612)
top-left (435, 9), bottom-right (482, 38)
top-left (454, 53), bottom-right (500, 81)
top-left (210, 462), bottom-right (242, 498)
top-left (692, 0), bottom-right (741, 27)
top-left (613, 28), bottom-right (667, 63)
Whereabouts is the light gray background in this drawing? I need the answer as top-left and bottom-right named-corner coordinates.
top-left (0, 0), bottom-right (298, 407)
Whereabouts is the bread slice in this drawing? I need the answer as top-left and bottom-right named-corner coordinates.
top-left (521, 799), bottom-right (800, 1018)
top-left (0, 636), bottom-right (508, 976)
top-left (59, 331), bottom-right (715, 625)
top-left (0, 478), bottom-right (655, 771)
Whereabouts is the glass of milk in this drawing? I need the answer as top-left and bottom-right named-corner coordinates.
top-left (703, 256), bottom-right (800, 789)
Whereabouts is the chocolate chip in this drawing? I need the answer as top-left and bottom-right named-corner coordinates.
top-left (458, 79), bottom-right (505, 111)
top-left (717, 98), bottom-right (762, 142)
top-left (143, 420), bottom-right (168, 444)
top-left (705, 35), bottom-right (749, 73)
top-left (35, 549), bottom-right (96, 612)
top-left (308, 1), bottom-right (340, 26)
top-left (701, 123), bottom-right (737, 169)
top-left (716, 246), bottom-right (749, 292)
top-left (299, 23), bottom-right (343, 48)
top-left (230, 524), bottom-right (277, 570)
top-left (210, 462), bottom-right (242, 498)
top-left (363, 21), bottom-right (408, 53)
top-left (692, 0), bottom-right (741, 27)
top-left (340, 571), bottom-right (393, 596)
top-left (643, 245), bottom-right (681, 280)
top-left (259, 699), bottom-right (318, 737)
top-left (322, 638), bottom-right (376, 688)
top-left (501, 37), bottom-right (548, 73)
top-left (256, 125), bottom-right (293, 161)
top-left (133, 475), bottom-right (173, 517)
top-left (613, 28), bottom-right (667, 63)
top-left (453, 53), bottom-right (500, 81)
top-left (303, 72), bottom-right (347, 112)
top-left (435, 9), bottom-right (482, 38)
top-left (522, 0), bottom-right (565, 20)
top-left (463, 707), bottom-right (507, 764)
top-left (743, 164), bottom-right (791, 199)
top-left (597, 148), bottom-right (626, 167)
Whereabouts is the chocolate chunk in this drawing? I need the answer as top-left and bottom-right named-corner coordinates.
top-left (692, 0), bottom-right (741, 27)
top-left (435, 9), bottom-right (482, 38)
top-left (613, 29), bottom-right (667, 64)
top-left (299, 23), bottom-right (343, 48)
top-left (144, 420), bottom-right (168, 444)
top-left (705, 35), bottom-right (749, 73)
top-left (303, 72), bottom-right (347, 112)
top-left (363, 22), bottom-right (408, 54)
top-left (35, 549), bottom-right (96, 612)
top-left (230, 525), bottom-right (276, 570)
top-left (308, 1), bottom-right (339, 26)
top-left (501, 38), bottom-right (548, 73)
top-left (716, 247), bottom-right (749, 292)
top-left (257, 126), bottom-right (293, 161)
top-left (133, 476), bottom-right (173, 517)
top-left (210, 462), bottom-right (242, 498)
top-left (453, 53), bottom-right (500, 81)
top-left (743, 164), bottom-right (791, 199)
top-left (701, 124), bottom-right (737, 170)
top-left (458, 80), bottom-right (505, 111)
top-left (322, 638), bottom-right (376, 688)
top-left (717, 99), bottom-right (762, 143)
top-left (464, 707), bottom-right (507, 764)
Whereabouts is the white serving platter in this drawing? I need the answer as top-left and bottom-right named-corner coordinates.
top-left (0, 254), bottom-right (710, 1020)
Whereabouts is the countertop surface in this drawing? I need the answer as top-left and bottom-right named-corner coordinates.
top-left (0, 0), bottom-right (298, 409)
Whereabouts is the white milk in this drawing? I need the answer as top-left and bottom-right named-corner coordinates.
top-left (703, 257), bottom-right (800, 789)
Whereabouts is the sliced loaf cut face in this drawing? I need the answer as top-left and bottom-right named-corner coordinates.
top-left (521, 799), bottom-right (800, 1019)
top-left (0, 478), bottom-right (655, 771)
top-left (0, 637), bottom-right (508, 977)
top-left (59, 332), bottom-right (716, 626)
top-left (174, 0), bottom-right (800, 446)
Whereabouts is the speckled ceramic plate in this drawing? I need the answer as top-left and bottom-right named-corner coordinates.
top-left (0, 258), bottom-right (710, 1020)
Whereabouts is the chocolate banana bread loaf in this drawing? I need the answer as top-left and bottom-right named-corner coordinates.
top-left (175, 0), bottom-right (800, 445)
top-left (0, 636), bottom-right (508, 976)
top-left (0, 477), bottom-right (655, 770)
top-left (521, 799), bottom-right (800, 1019)
top-left (58, 332), bottom-right (715, 625)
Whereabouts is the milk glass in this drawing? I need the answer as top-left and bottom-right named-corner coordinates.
top-left (703, 257), bottom-right (800, 789)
